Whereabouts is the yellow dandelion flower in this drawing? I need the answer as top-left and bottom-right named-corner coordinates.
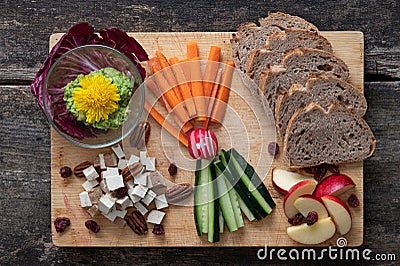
top-left (73, 74), bottom-right (120, 123)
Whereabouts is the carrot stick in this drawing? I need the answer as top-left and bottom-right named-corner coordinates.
top-left (150, 62), bottom-right (192, 130)
top-left (187, 42), bottom-right (199, 59)
top-left (144, 101), bottom-right (188, 147)
top-left (210, 61), bottom-right (235, 124)
top-left (189, 57), bottom-right (207, 119)
top-left (156, 51), bottom-right (185, 103)
top-left (203, 46), bottom-right (221, 100)
top-left (202, 68), bottom-right (222, 129)
top-left (169, 56), bottom-right (197, 118)
top-left (145, 78), bottom-right (169, 109)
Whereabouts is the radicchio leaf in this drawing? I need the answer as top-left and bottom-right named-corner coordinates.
top-left (30, 22), bottom-right (148, 140)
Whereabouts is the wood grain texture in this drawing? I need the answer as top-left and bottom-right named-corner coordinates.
top-left (49, 32), bottom-right (364, 247)
top-left (0, 0), bottom-right (399, 84)
top-left (1, 82), bottom-right (399, 264)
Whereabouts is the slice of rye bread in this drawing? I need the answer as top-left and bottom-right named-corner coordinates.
top-left (275, 75), bottom-right (367, 140)
top-left (246, 29), bottom-right (333, 86)
top-left (259, 48), bottom-right (350, 116)
top-left (231, 12), bottom-right (319, 73)
top-left (283, 102), bottom-right (376, 168)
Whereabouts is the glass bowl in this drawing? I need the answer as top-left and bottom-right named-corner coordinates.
top-left (43, 45), bottom-right (144, 149)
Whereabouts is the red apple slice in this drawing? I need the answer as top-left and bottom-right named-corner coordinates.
top-left (272, 168), bottom-right (315, 195)
top-left (283, 180), bottom-right (317, 218)
top-left (287, 217), bottom-right (336, 245)
top-left (313, 174), bottom-right (355, 198)
top-left (294, 195), bottom-right (329, 219)
top-left (321, 195), bottom-right (352, 235)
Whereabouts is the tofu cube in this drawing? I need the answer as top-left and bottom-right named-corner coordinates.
top-left (115, 196), bottom-right (130, 210)
top-left (100, 180), bottom-right (110, 194)
top-left (83, 165), bottom-right (99, 181)
top-left (118, 159), bottom-right (128, 170)
top-left (134, 173), bottom-right (148, 186)
top-left (132, 185), bottom-right (148, 198)
top-left (147, 210), bottom-right (166, 224)
top-left (79, 191), bottom-right (92, 208)
top-left (127, 154), bottom-right (140, 166)
top-left (102, 208), bottom-right (117, 222)
top-left (144, 157), bottom-right (156, 171)
top-left (105, 175), bottom-right (124, 191)
top-left (134, 202), bottom-right (148, 216)
top-left (141, 190), bottom-right (157, 206)
top-left (155, 194), bottom-right (169, 210)
top-left (82, 180), bottom-right (99, 191)
top-left (149, 172), bottom-right (167, 195)
top-left (98, 195), bottom-right (115, 214)
top-left (87, 205), bottom-right (100, 217)
top-left (126, 200), bottom-right (134, 208)
top-left (111, 144), bottom-right (125, 159)
top-left (128, 188), bottom-right (141, 203)
top-left (125, 179), bottom-right (135, 190)
top-left (101, 167), bottom-right (119, 179)
top-left (115, 209), bottom-right (127, 219)
top-left (99, 153), bottom-right (106, 170)
top-left (146, 174), bottom-right (153, 189)
top-left (139, 151), bottom-right (147, 163)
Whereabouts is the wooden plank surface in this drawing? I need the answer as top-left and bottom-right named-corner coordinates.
top-left (50, 32), bottom-right (364, 247)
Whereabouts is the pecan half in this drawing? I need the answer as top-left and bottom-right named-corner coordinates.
top-left (130, 122), bottom-right (151, 149)
top-left (73, 161), bottom-right (92, 178)
top-left (121, 162), bottom-right (143, 182)
top-left (166, 183), bottom-right (193, 204)
top-left (126, 211), bottom-right (148, 235)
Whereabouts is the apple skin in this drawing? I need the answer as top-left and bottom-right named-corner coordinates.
top-left (294, 194), bottom-right (329, 219)
top-left (283, 180), bottom-right (317, 218)
top-left (313, 174), bottom-right (355, 198)
top-left (287, 217), bottom-right (336, 245)
top-left (321, 195), bottom-right (352, 235)
top-left (271, 168), bottom-right (315, 195)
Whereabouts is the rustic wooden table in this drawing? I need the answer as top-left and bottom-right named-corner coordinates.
top-left (0, 1), bottom-right (398, 264)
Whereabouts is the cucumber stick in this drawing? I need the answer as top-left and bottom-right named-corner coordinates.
top-left (227, 183), bottom-right (244, 228)
top-left (237, 192), bottom-right (255, 222)
top-left (208, 163), bottom-right (219, 243)
top-left (219, 208), bottom-right (224, 233)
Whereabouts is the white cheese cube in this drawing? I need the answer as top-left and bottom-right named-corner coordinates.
top-left (149, 172), bottom-right (167, 195)
top-left (128, 188), bottom-right (141, 203)
top-left (83, 165), bottom-right (99, 181)
top-left (147, 210), bottom-right (166, 224)
top-left (105, 175), bottom-right (124, 191)
top-left (102, 209), bottom-right (117, 222)
top-left (79, 191), bottom-right (92, 208)
top-left (127, 154), bottom-right (140, 166)
top-left (132, 185), bottom-right (148, 198)
top-left (82, 180), bottom-right (99, 191)
top-left (144, 157), bottom-right (156, 171)
top-left (106, 192), bottom-right (117, 203)
top-left (115, 209), bottom-right (127, 218)
top-left (98, 195), bottom-right (115, 214)
top-left (141, 190), bottom-right (157, 206)
top-left (102, 167), bottom-right (119, 179)
top-left (134, 202), bottom-right (148, 216)
top-left (126, 179), bottom-right (135, 190)
top-left (155, 194), bottom-right (169, 209)
top-left (100, 180), bottom-right (110, 193)
top-left (139, 151), bottom-right (147, 163)
top-left (126, 200), bottom-right (134, 208)
top-left (115, 196), bottom-right (130, 210)
top-left (99, 153), bottom-right (106, 170)
top-left (118, 159), bottom-right (128, 170)
top-left (134, 173), bottom-right (148, 186)
top-left (111, 144), bottom-right (125, 159)
top-left (147, 174), bottom-right (153, 188)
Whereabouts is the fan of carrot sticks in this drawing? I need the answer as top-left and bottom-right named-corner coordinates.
top-left (144, 42), bottom-right (235, 147)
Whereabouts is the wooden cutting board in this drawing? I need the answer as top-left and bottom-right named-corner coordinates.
top-left (50, 32), bottom-right (364, 247)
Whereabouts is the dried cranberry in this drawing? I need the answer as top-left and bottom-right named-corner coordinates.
top-left (348, 194), bottom-right (360, 208)
top-left (168, 163), bottom-right (177, 176)
top-left (85, 220), bottom-right (100, 233)
top-left (268, 142), bottom-right (279, 156)
top-left (54, 217), bottom-right (71, 232)
top-left (288, 213), bottom-right (304, 225)
top-left (306, 211), bottom-right (318, 225)
top-left (152, 224), bottom-right (165, 235)
top-left (327, 164), bottom-right (340, 174)
top-left (59, 166), bottom-right (72, 178)
top-left (314, 164), bottom-right (328, 182)
top-left (115, 187), bottom-right (128, 198)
